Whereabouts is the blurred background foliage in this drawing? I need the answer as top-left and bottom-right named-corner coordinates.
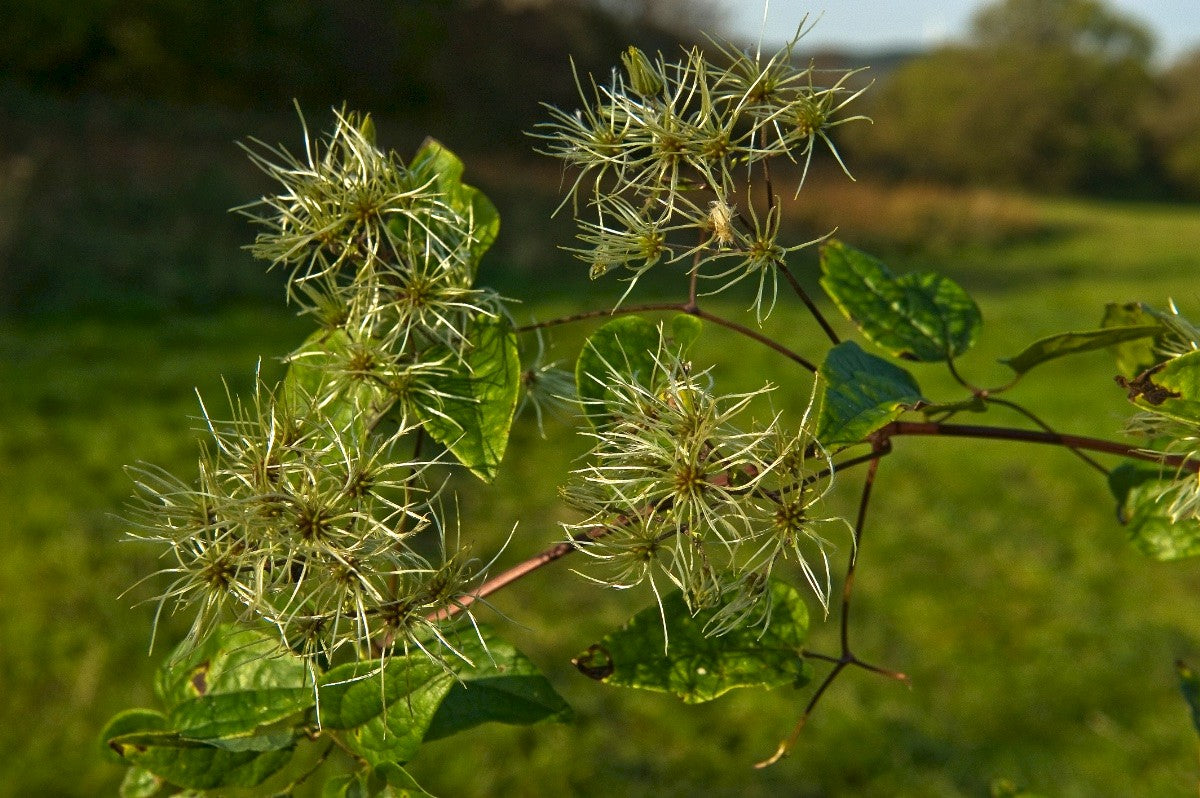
top-left (0, 0), bottom-right (703, 317)
top-left (5, 0), bottom-right (1200, 795)
top-left (2, 0), bottom-right (1200, 318)
top-left (844, 0), bottom-right (1186, 196)
top-left (1, 0), bottom-right (702, 147)
top-left (3, 0), bottom-right (1200, 317)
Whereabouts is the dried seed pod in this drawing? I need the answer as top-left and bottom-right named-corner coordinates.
top-left (708, 200), bottom-right (736, 248)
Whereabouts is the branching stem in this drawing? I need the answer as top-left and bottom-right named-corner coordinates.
top-left (758, 443), bottom-right (906, 769)
top-left (883, 420), bottom-right (1196, 472)
top-left (429, 525), bottom-right (611, 622)
top-left (514, 303), bottom-right (682, 333)
top-left (428, 418), bottom-right (1181, 627)
top-left (515, 301), bottom-right (818, 372)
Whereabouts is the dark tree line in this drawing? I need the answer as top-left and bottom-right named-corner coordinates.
top-left (3, 0), bottom-right (1197, 196)
top-left (0, 0), bottom-right (702, 149)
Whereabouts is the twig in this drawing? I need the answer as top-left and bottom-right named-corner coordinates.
top-left (689, 306), bottom-right (818, 372)
top-left (841, 450), bottom-right (881, 652)
top-left (515, 303), bottom-right (684, 333)
top-left (985, 397), bottom-right (1109, 476)
top-left (687, 232), bottom-right (703, 310)
top-left (884, 421), bottom-right (1198, 472)
top-left (821, 442), bottom-right (893, 482)
top-left (777, 260), bottom-right (840, 345)
top-left (945, 356), bottom-right (983, 395)
top-left (758, 443), bottom-right (905, 769)
top-left (516, 300), bottom-right (818, 373)
top-left (429, 525), bottom-right (612, 622)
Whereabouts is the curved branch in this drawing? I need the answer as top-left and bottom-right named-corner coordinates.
top-left (516, 301), bottom-right (818, 373)
top-left (776, 260), bottom-right (840, 346)
top-left (688, 306), bottom-right (817, 372)
top-left (883, 421), bottom-right (1198, 472)
top-left (985, 397), bottom-right (1109, 476)
top-left (429, 525), bottom-right (612, 622)
top-left (515, 302), bottom-right (683, 333)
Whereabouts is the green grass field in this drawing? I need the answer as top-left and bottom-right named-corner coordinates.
top-left (5, 161), bottom-right (1200, 796)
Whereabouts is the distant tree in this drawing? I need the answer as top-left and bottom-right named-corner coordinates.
top-left (845, 0), bottom-right (1157, 195)
top-left (971, 0), bottom-right (1153, 61)
top-left (1146, 49), bottom-right (1200, 197)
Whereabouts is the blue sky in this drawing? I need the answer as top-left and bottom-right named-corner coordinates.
top-left (719, 0), bottom-right (1200, 63)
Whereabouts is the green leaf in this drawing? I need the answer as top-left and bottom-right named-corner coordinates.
top-left (317, 630), bottom-right (571, 764)
top-left (156, 625), bottom-right (308, 710)
top-left (572, 581), bottom-right (811, 704)
top-left (409, 138), bottom-right (500, 272)
top-left (575, 315), bottom-right (661, 428)
top-left (1000, 325), bottom-right (1161, 375)
top-left (102, 709), bottom-right (169, 764)
top-left (1177, 660), bottom-right (1200, 737)
top-left (119, 766), bottom-right (162, 798)
top-left (1111, 463), bottom-right (1200, 561)
top-left (413, 315), bottom-right (520, 482)
top-left (1123, 477), bottom-right (1200, 561)
top-left (105, 631), bottom-right (307, 790)
top-left (575, 314), bottom-right (697, 428)
top-left (322, 771), bottom-right (371, 798)
top-left (168, 689), bottom-right (312, 747)
top-left (147, 626), bottom-right (313, 753)
top-left (1124, 350), bottom-right (1200, 425)
top-left (817, 341), bottom-right (925, 446)
top-left (317, 656), bottom-right (447, 731)
top-left (375, 763), bottom-right (438, 797)
top-left (424, 630), bottom-right (573, 742)
top-left (283, 328), bottom-right (393, 434)
top-left (1102, 303), bottom-right (1162, 377)
top-left (317, 656), bottom-right (454, 767)
top-left (820, 240), bottom-right (981, 362)
top-left (105, 709), bottom-right (293, 790)
top-left (1107, 462), bottom-right (1162, 523)
top-left (107, 730), bottom-right (294, 791)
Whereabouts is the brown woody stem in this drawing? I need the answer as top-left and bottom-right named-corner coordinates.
top-left (777, 260), bottom-right (840, 345)
top-left (429, 525), bottom-right (611, 622)
top-left (515, 302), bottom-right (818, 373)
top-left (688, 306), bottom-right (817, 372)
top-left (882, 421), bottom-right (1196, 471)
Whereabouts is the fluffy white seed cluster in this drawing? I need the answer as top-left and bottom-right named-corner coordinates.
top-left (126, 113), bottom-right (505, 668)
top-left (563, 339), bottom-right (848, 634)
top-left (1124, 304), bottom-right (1200, 523)
top-left (535, 34), bottom-right (867, 316)
top-left (241, 110), bottom-right (499, 352)
top-left (126, 380), bottom-right (472, 665)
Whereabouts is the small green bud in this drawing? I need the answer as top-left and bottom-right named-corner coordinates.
top-left (792, 95), bottom-right (826, 138)
top-left (358, 112), bottom-right (376, 145)
top-left (621, 46), bottom-right (664, 98)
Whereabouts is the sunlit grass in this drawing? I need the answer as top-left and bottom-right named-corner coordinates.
top-left (5, 188), bottom-right (1200, 796)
